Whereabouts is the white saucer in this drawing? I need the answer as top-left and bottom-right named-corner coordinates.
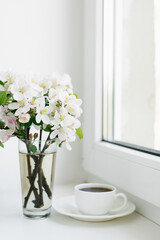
top-left (52, 195), bottom-right (136, 222)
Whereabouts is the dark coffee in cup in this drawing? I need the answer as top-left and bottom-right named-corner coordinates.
top-left (80, 187), bottom-right (112, 193)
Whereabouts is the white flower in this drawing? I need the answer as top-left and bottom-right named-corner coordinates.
top-left (65, 142), bottom-right (72, 151)
top-left (66, 94), bottom-right (82, 118)
top-left (10, 75), bottom-right (33, 101)
top-left (0, 131), bottom-right (10, 143)
top-left (28, 97), bottom-right (37, 109)
top-left (0, 70), bottom-right (16, 91)
top-left (51, 107), bottom-right (68, 126)
top-left (35, 97), bottom-right (52, 124)
top-left (5, 114), bottom-right (16, 133)
top-left (49, 88), bottom-right (65, 104)
top-left (19, 113), bottom-right (30, 123)
top-left (60, 127), bottom-right (76, 142)
top-left (0, 108), bottom-right (17, 133)
top-left (38, 76), bottom-right (52, 95)
top-left (60, 74), bottom-right (73, 93)
top-left (0, 70), bottom-right (16, 85)
top-left (67, 102), bottom-right (82, 118)
top-left (49, 73), bottom-right (73, 94)
top-left (8, 98), bottom-right (31, 116)
top-left (0, 70), bottom-right (82, 150)
top-left (51, 125), bottom-right (75, 141)
top-left (70, 118), bottom-right (81, 129)
top-left (24, 73), bottom-right (43, 98)
top-left (50, 125), bottom-right (76, 152)
top-left (0, 106), bottom-right (7, 122)
top-left (50, 73), bottom-right (61, 88)
top-left (49, 88), bottom-right (57, 101)
top-left (5, 70), bottom-right (16, 84)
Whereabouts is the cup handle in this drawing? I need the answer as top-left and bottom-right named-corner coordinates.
top-left (109, 193), bottom-right (128, 213)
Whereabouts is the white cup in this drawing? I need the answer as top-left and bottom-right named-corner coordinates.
top-left (74, 183), bottom-right (128, 216)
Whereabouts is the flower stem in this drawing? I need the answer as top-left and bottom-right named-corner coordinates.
top-left (42, 169), bottom-right (52, 199)
top-left (23, 131), bottom-right (54, 208)
top-left (39, 128), bottom-right (42, 152)
top-left (23, 157), bottom-right (44, 208)
top-left (24, 128), bottom-right (40, 208)
top-left (37, 155), bottom-right (44, 207)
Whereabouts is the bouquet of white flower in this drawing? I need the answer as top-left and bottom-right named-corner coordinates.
top-left (0, 70), bottom-right (83, 216)
top-left (0, 70), bottom-right (83, 149)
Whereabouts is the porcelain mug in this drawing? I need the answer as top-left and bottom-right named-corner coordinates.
top-left (74, 183), bottom-right (128, 216)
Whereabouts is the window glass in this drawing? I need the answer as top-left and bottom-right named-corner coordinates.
top-left (103, 0), bottom-right (160, 152)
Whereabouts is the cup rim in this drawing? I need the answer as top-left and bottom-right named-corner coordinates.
top-left (74, 183), bottom-right (116, 193)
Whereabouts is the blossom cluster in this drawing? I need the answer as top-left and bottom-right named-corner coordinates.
top-left (0, 70), bottom-right (83, 150)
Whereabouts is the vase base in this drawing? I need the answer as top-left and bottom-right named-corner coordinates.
top-left (23, 207), bottom-right (51, 219)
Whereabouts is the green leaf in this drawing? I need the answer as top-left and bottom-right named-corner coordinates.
top-left (0, 141), bottom-right (4, 148)
top-left (44, 124), bottom-right (52, 132)
top-left (19, 132), bottom-right (27, 137)
top-left (76, 127), bottom-right (83, 139)
top-left (0, 120), bottom-right (5, 128)
top-left (16, 127), bottom-right (27, 137)
top-left (6, 93), bottom-right (12, 102)
top-left (29, 145), bottom-right (37, 154)
top-left (45, 97), bottom-right (49, 106)
top-left (0, 91), bottom-right (7, 105)
top-left (32, 117), bottom-right (42, 126)
top-left (59, 142), bottom-right (63, 148)
top-left (73, 93), bottom-right (79, 99)
top-left (0, 80), bottom-right (5, 86)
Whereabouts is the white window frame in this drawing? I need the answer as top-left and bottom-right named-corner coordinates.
top-left (83, 0), bottom-right (160, 224)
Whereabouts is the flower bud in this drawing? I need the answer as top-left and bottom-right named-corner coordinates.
top-left (29, 133), bottom-right (33, 140)
top-left (34, 133), bottom-right (38, 139)
top-left (56, 100), bottom-right (62, 107)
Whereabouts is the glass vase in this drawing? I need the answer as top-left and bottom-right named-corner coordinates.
top-left (19, 139), bottom-right (56, 218)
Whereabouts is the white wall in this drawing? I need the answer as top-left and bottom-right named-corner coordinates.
top-left (0, 0), bottom-right (85, 187)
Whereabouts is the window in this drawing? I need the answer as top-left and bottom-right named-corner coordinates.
top-left (103, 0), bottom-right (160, 155)
top-left (83, 0), bottom-right (160, 225)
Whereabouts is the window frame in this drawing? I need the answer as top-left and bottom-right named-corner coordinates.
top-left (83, 0), bottom-right (160, 224)
top-left (103, 0), bottom-right (160, 156)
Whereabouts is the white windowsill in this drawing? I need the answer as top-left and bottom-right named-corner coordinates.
top-left (1, 184), bottom-right (160, 240)
top-left (96, 141), bottom-right (160, 170)
top-left (83, 140), bottom-right (160, 224)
